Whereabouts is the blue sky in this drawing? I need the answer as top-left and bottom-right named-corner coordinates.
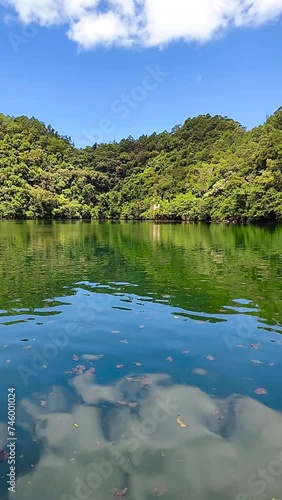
top-left (0, 1), bottom-right (282, 146)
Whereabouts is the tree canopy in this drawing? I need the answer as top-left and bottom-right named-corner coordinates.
top-left (0, 109), bottom-right (282, 222)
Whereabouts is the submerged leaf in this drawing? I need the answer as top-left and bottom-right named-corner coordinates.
top-left (82, 354), bottom-right (104, 360)
top-left (251, 359), bottom-right (263, 365)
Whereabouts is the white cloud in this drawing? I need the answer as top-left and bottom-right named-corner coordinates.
top-left (1, 0), bottom-right (282, 48)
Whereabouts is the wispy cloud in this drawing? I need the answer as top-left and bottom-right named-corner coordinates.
top-left (1, 0), bottom-right (282, 49)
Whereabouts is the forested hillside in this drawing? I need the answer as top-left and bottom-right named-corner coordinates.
top-left (0, 109), bottom-right (282, 221)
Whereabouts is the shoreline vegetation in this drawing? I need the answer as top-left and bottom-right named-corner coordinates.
top-left (0, 108), bottom-right (282, 222)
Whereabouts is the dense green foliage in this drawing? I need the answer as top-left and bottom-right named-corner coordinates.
top-left (1, 108), bottom-right (282, 221)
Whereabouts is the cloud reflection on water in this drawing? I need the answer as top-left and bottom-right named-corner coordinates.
top-left (6, 373), bottom-right (282, 500)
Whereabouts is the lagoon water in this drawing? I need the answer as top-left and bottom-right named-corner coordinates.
top-left (0, 221), bottom-right (282, 500)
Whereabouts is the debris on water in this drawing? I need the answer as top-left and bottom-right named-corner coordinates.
top-left (82, 354), bottom-right (104, 361)
top-left (165, 356), bottom-right (173, 363)
top-left (205, 355), bottom-right (215, 361)
top-left (235, 344), bottom-right (245, 348)
top-left (214, 410), bottom-right (224, 420)
top-left (140, 377), bottom-right (152, 387)
top-left (111, 487), bottom-right (128, 497)
top-left (73, 365), bottom-right (86, 374)
top-left (250, 343), bottom-right (260, 349)
top-left (116, 365), bottom-right (124, 369)
top-left (69, 458), bottom-right (76, 464)
top-left (73, 354), bottom-right (79, 361)
top-left (126, 377), bottom-right (141, 382)
top-left (176, 415), bottom-right (189, 428)
top-left (251, 359), bottom-right (263, 364)
top-left (40, 400), bottom-right (47, 406)
top-left (117, 400), bottom-right (137, 408)
top-left (23, 345), bottom-right (32, 350)
top-left (21, 338), bottom-right (30, 342)
top-left (112, 330), bottom-right (120, 334)
top-left (193, 368), bottom-right (208, 376)
top-left (133, 362), bottom-right (142, 367)
top-left (153, 485), bottom-right (166, 496)
top-left (0, 449), bottom-right (9, 462)
top-left (120, 339), bottom-right (128, 344)
top-left (255, 388), bottom-right (268, 395)
top-left (269, 362), bottom-right (275, 366)
top-left (85, 367), bottom-right (96, 375)
top-left (182, 350), bottom-right (190, 354)
top-left (73, 423), bottom-right (79, 428)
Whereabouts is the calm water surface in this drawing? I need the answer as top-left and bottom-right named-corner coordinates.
top-left (0, 221), bottom-right (282, 500)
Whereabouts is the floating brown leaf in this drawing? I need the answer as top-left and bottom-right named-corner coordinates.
top-left (177, 415), bottom-right (189, 428)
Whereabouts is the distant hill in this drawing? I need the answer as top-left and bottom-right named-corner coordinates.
top-left (0, 109), bottom-right (282, 221)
